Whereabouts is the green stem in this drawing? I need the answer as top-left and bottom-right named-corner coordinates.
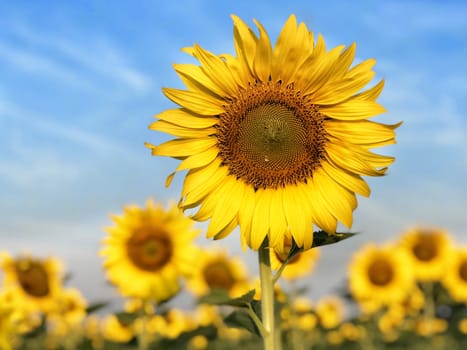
top-left (259, 239), bottom-right (280, 350)
top-left (138, 299), bottom-right (151, 350)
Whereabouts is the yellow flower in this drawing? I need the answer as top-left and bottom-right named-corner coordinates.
top-left (315, 296), bottom-right (345, 329)
top-left (414, 317), bottom-right (448, 337)
top-left (186, 248), bottom-right (250, 297)
top-left (146, 14), bottom-right (399, 251)
top-left (398, 227), bottom-right (453, 281)
top-left (48, 288), bottom-right (88, 328)
top-left (100, 199), bottom-right (200, 302)
top-left (270, 235), bottom-right (320, 280)
top-left (101, 314), bottom-right (134, 343)
top-left (442, 246), bottom-right (467, 303)
top-left (348, 244), bottom-right (414, 313)
top-left (0, 252), bottom-right (63, 314)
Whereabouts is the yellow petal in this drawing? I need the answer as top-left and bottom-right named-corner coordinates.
top-left (282, 185), bottom-right (307, 248)
top-left (250, 189), bottom-right (271, 250)
top-left (151, 137), bottom-right (217, 158)
top-left (182, 160), bottom-right (227, 208)
top-left (231, 15), bottom-right (257, 76)
top-left (206, 177), bottom-right (244, 238)
top-left (313, 168), bottom-right (355, 228)
top-left (174, 146), bottom-right (218, 172)
top-left (321, 161), bottom-right (370, 197)
top-left (267, 188), bottom-right (288, 249)
top-left (213, 216), bottom-right (239, 240)
top-left (149, 119), bottom-right (215, 138)
top-left (313, 70), bottom-right (375, 105)
top-left (174, 63), bottom-right (228, 98)
top-left (300, 44), bottom-right (345, 96)
top-left (326, 143), bottom-right (387, 177)
top-left (355, 79), bottom-right (385, 101)
top-left (319, 98), bottom-right (386, 120)
top-left (194, 45), bottom-right (239, 97)
top-left (156, 108), bottom-right (218, 128)
top-left (252, 19), bottom-right (272, 82)
top-left (325, 120), bottom-right (400, 146)
top-left (238, 185), bottom-right (257, 250)
top-left (163, 88), bottom-right (225, 115)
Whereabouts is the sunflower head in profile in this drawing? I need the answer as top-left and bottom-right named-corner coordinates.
top-left (146, 14), bottom-right (400, 251)
top-left (270, 234), bottom-right (320, 280)
top-left (348, 244), bottom-right (414, 313)
top-left (186, 248), bottom-right (250, 298)
top-left (100, 199), bottom-right (200, 302)
top-left (442, 246), bottom-right (467, 303)
top-left (0, 252), bottom-right (63, 314)
top-left (398, 227), bottom-right (453, 282)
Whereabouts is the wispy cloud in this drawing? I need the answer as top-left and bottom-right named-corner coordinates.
top-left (0, 21), bottom-right (153, 93)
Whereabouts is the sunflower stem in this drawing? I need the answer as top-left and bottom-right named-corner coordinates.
top-left (137, 299), bottom-right (151, 350)
top-left (259, 239), bottom-right (280, 350)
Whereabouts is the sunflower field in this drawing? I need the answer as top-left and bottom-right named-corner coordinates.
top-left (1, 222), bottom-right (467, 350)
top-left (2, 12), bottom-right (466, 350)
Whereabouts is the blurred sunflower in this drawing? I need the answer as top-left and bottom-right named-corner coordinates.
top-left (146, 14), bottom-right (399, 251)
top-left (101, 314), bottom-right (134, 343)
top-left (100, 199), bottom-right (200, 302)
top-left (186, 248), bottom-right (250, 297)
top-left (315, 296), bottom-right (345, 329)
top-left (348, 244), bottom-right (414, 313)
top-left (0, 253), bottom-right (63, 314)
top-left (442, 246), bottom-right (467, 303)
top-left (270, 235), bottom-right (320, 280)
top-left (398, 227), bottom-right (452, 281)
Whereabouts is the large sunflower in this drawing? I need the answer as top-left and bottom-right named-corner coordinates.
top-left (146, 14), bottom-right (399, 250)
top-left (397, 227), bottom-right (453, 282)
top-left (442, 246), bottom-right (467, 303)
top-left (100, 199), bottom-right (200, 302)
top-left (0, 252), bottom-right (63, 314)
top-left (348, 244), bottom-right (414, 313)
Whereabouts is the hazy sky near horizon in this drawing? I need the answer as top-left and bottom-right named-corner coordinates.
top-left (1, 0), bottom-right (466, 308)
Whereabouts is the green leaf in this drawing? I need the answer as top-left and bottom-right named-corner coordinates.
top-left (114, 311), bottom-right (138, 326)
top-left (311, 231), bottom-right (357, 248)
top-left (85, 301), bottom-right (108, 314)
top-left (198, 288), bottom-right (256, 308)
top-left (224, 310), bottom-right (261, 336)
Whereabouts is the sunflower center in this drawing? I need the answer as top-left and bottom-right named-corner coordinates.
top-left (15, 259), bottom-right (50, 298)
top-left (218, 82), bottom-right (327, 189)
top-left (412, 236), bottom-right (437, 262)
top-left (368, 259), bottom-right (394, 286)
top-left (126, 226), bottom-right (173, 272)
top-left (202, 259), bottom-right (236, 291)
top-left (459, 261), bottom-right (467, 282)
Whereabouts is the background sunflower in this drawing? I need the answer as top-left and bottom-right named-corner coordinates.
top-left (186, 248), bottom-right (250, 298)
top-left (100, 199), bottom-right (200, 302)
top-left (348, 244), bottom-right (415, 313)
top-left (0, 252), bottom-right (64, 315)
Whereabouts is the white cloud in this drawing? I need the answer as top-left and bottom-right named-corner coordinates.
top-left (0, 21), bottom-right (153, 93)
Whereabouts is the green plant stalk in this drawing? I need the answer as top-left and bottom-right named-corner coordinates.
top-left (138, 299), bottom-right (151, 350)
top-left (259, 239), bottom-right (279, 350)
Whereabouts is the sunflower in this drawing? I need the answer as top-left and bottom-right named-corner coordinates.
top-left (270, 234), bottom-right (320, 280)
top-left (442, 246), bottom-right (467, 303)
top-left (100, 199), bottom-right (200, 302)
top-left (0, 252), bottom-right (63, 314)
top-left (315, 296), bottom-right (345, 329)
top-left (146, 14), bottom-right (399, 251)
top-left (186, 248), bottom-right (250, 297)
top-left (398, 227), bottom-right (453, 282)
top-left (348, 244), bottom-right (414, 313)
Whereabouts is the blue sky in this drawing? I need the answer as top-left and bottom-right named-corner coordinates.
top-left (1, 0), bottom-right (466, 307)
